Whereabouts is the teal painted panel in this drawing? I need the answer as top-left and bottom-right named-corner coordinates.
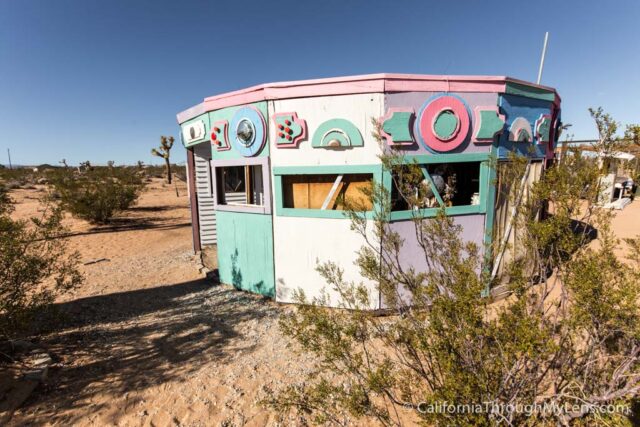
top-left (208, 101), bottom-right (270, 160)
top-left (504, 82), bottom-right (556, 102)
top-left (311, 118), bottom-right (364, 148)
top-left (216, 210), bottom-right (275, 297)
top-left (381, 111), bottom-right (413, 143)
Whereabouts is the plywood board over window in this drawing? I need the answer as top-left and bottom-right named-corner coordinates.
top-left (282, 173), bottom-right (373, 211)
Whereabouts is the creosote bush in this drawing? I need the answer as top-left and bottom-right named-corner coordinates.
top-left (266, 112), bottom-right (640, 426)
top-left (0, 184), bottom-right (83, 338)
top-left (49, 166), bottom-right (146, 224)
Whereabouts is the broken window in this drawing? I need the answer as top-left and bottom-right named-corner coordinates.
top-left (282, 173), bottom-right (373, 210)
top-left (391, 162), bottom-right (481, 211)
top-left (216, 165), bottom-right (264, 206)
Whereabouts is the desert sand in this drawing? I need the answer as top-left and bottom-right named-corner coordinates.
top-left (4, 180), bottom-right (640, 426)
top-left (6, 180), bottom-right (316, 427)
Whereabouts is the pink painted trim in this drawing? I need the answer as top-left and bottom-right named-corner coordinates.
top-left (273, 112), bottom-right (307, 148)
top-left (211, 120), bottom-right (230, 151)
top-left (378, 107), bottom-right (415, 146)
top-left (419, 96), bottom-right (470, 152)
top-left (472, 106), bottom-right (505, 144)
top-left (176, 73), bottom-right (561, 124)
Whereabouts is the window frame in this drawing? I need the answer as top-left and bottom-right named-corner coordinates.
top-left (383, 153), bottom-right (492, 221)
top-left (273, 164), bottom-right (382, 219)
top-left (211, 157), bottom-right (271, 215)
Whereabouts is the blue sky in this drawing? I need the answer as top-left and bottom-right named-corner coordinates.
top-left (1, 0), bottom-right (638, 166)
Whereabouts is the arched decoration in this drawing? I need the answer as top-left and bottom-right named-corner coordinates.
top-left (534, 114), bottom-right (552, 144)
top-left (508, 117), bottom-right (533, 143)
top-left (229, 106), bottom-right (267, 157)
top-left (417, 95), bottom-right (471, 152)
top-left (379, 108), bottom-right (415, 146)
top-left (211, 120), bottom-right (230, 151)
top-left (273, 112), bottom-right (307, 148)
top-left (472, 106), bottom-right (505, 144)
top-left (311, 118), bottom-right (364, 149)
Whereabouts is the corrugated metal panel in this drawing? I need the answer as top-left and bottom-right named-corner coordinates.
top-left (225, 192), bottom-right (247, 204)
top-left (193, 143), bottom-right (216, 245)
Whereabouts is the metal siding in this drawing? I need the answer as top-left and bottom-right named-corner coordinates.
top-left (193, 143), bottom-right (217, 245)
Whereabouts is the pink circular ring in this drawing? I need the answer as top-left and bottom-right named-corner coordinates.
top-left (418, 96), bottom-right (470, 152)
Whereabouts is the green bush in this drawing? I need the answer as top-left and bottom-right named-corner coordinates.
top-left (267, 113), bottom-right (640, 426)
top-left (0, 185), bottom-right (83, 337)
top-left (49, 166), bottom-right (145, 224)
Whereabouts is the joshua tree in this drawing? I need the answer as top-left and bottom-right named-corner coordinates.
top-left (151, 136), bottom-right (175, 184)
top-left (59, 158), bottom-right (69, 168)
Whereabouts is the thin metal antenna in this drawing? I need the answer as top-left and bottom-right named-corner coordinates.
top-left (537, 32), bottom-right (549, 85)
top-left (7, 148), bottom-right (12, 169)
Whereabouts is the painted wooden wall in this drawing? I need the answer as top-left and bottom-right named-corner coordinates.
top-left (179, 82), bottom-right (560, 307)
top-left (216, 210), bottom-right (275, 297)
top-left (193, 142), bottom-right (216, 246)
top-left (270, 93), bottom-right (384, 166)
top-left (270, 94), bottom-right (384, 307)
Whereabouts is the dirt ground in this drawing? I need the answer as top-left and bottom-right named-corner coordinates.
top-left (6, 180), bottom-right (316, 427)
top-left (4, 180), bottom-right (640, 426)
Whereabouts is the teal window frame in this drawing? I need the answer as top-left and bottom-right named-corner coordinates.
top-left (272, 164), bottom-right (383, 219)
top-left (272, 153), bottom-right (493, 221)
top-left (383, 152), bottom-right (492, 222)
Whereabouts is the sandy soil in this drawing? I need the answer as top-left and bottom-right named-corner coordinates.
top-left (6, 180), bottom-right (316, 427)
top-left (4, 181), bottom-right (639, 426)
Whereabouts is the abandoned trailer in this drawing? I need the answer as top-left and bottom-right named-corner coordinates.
top-left (177, 74), bottom-right (561, 308)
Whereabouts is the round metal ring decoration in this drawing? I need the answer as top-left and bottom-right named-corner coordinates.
top-left (417, 95), bottom-right (471, 152)
top-left (229, 106), bottom-right (267, 157)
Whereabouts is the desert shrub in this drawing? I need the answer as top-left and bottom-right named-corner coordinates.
top-left (0, 184), bottom-right (83, 337)
top-left (267, 114), bottom-right (640, 426)
top-left (49, 166), bottom-right (145, 224)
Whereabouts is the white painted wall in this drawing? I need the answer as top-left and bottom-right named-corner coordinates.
top-left (269, 93), bottom-right (384, 308)
top-left (273, 216), bottom-right (379, 308)
top-left (269, 93), bottom-right (385, 167)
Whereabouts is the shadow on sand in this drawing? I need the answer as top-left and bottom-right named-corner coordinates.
top-left (20, 279), bottom-right (277, 425)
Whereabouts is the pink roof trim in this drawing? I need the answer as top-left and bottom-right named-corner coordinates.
top-left (177, 73), bottom-right (560, 124)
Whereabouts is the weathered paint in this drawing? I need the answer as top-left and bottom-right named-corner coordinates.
top-left (385, 92), bottom-right (498, 154)
top-left (211, 120), bottom-right (230, 151)
top-left (504, 82), bottom-right (556, 103)
top-left (311, 118), bottom-right (364, 148)
top-left (181, 113), bottom-right (210, 148)
top-left (273, 215), bottom-right (379, 308)
top-left (216, 210), bottom-right (275, 297)
top-left (208, 101), bottom-right (270, 160)
top-left (211, 156), bottom-right (272, 215)
top-left (177, 74), bottom-right (560, 124)
top-left (380, 108), bottom-right (415, 145)
top-left (272, 164), bottom-right (382, 219)
top-left (273, 112), bottom-right (307, 148)
top-left (473, 106), bottom-right (505, 143)
top-left (498, 94), bottom-right (554, 159)
top-left (270, 93), bottom-right (384, 167)
top-left (384, 214), bottom-right (486, 307)
top-left (186, 147), bottom-right (201, 252)
top-left (417, 94), bottom-right (471, 152)
top-left (508, 117), bottom-right (533, 142)
top-left (534, 114), bottom-right (552, 144)
top-left (178, 74), bottom-right (561, 307)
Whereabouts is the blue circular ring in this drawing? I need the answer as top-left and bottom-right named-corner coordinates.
top-left (229, 106), bottom-right (266, 157)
